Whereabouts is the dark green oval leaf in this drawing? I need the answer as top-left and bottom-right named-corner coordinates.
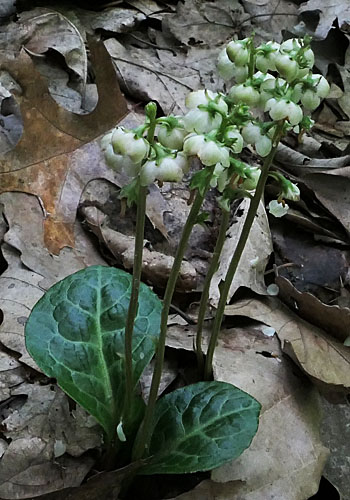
top-left (25, 265), bottom-right (162, 441)
top-left (141, 381), bottom-right (261, 475)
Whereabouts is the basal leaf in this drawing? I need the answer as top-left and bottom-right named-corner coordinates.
top-left (141, 381), bottom-right (261, 475)
top-left (25, 265), bottom-right (162, 442)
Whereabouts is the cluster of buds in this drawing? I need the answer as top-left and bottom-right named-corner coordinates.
top-left (101, 36), bottom-right (329, 216)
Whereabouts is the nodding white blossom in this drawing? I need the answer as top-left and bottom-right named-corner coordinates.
top-left (184, 90), bottom-right (228, 134)
top-left (183, 134), bottom-right (230, 167)
top-left (226, 39), bottom-right (249, 66)
top-left (241, 123), bottom-right (272, 157)
top-left (240, 166), bottom-right (261, 191)
top-left (268, 199), bottom-right (289, 217)
top-left (229, 84), bottom-right (260, 107)
top-left (274, 53), bottom-right (299, 82)
top-left (311, 74), bottom-right (330, 98)
top-left (225, 126), bottom-right (244, 153)
top-left (140, 152), bottom-right (189, 186)
top-left (111, 128), bottom-right (149, 164)
top-left (256, 41), bottom-right (280, 73)
top-left (210, 163), bottom-right (228, 192)
top-left (217, 49), bottom-right (248, 82)
top-left (282, 182), bottom-right (300, 201)
top-left (157, 120), bottom-right (187, 150)
top-left (101, 128), bottom-right (149, 176)
top-left (265, 98), bottom-right (303, 125)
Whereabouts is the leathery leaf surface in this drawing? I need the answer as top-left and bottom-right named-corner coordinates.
top-left (25, 265), bottom-right (162, 441)
top-left (142, 381), bottom-right (261, 474)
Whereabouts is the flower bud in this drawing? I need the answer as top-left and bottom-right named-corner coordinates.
top-left (111, 128), bottom-right (149, 163)
top-left (311, 74), bottom-right (330, 98)
top-left (217, 48), bottom-right (236, 81)
top-left (241, 122), bottom-right (261, 144)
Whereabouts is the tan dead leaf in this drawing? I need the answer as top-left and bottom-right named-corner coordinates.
top-left (209, 199), bottom-right (272, 307)
top-left (0, 383), bottom-right (101, 499)
top-left (0, 193), bottom-right (106, 368)
top-left (276, 275), bottom-right (350, 343)
top-left (0, 351), bottom-right (27, 402)
top-left (81, 205), bottom-right (197, 291)
top-left (241, 0), bottom-right (299, 42)
top-left (226, 297), bottom-right (350, 395)
top-left (0, 36), bottom-right (127, 254)
top-left (104, 37), bottom-right (197, 115)
top-left (164, 0), bottom-right (244, 47)
top-left (338, 41), bottom-right (350, 119)
top-left (171, 327), bottom-right (328, 500)
top-left (299, 0), bottom-right (350, 40)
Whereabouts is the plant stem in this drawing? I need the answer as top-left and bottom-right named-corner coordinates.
top-left (195, 208), bottom-right (230, 376)
top-left (132, 169), bottom-right (214, 461)
top-left (203, 122), bottom-right (285, 380)
top-left (123, 184), bottom-right (147, 419)
top-left (123, 104), bottom-right (157, 422)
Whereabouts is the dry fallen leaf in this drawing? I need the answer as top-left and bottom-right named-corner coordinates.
top-left (209, 199), bottom-right (272, 306)
top-left (0, 36), bottom-right (127, 254)
top-left (276, 275), bottom-right (350, 344)
top-left (0, 383), bottom-right (100, 499)
top-left (299, 0), bottom-right (350, 40)
top-left (171, 327), bottom-right (328, 500)
top-left (226, 297), bottom-right (350, 396)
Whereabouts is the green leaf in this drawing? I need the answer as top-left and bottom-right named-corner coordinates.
top-left (189, 166), bottom-right (214, 196)
top-left (25, 265), bottom-right (162, 442)
top-left (141, 381), bottom-right (261, 475)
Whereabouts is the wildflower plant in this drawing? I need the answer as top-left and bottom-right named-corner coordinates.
top-left (25, 35), bottom-right (329, 480)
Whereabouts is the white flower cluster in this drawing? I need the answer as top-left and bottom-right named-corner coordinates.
top-left (101, 36), bottom-right (329, 216)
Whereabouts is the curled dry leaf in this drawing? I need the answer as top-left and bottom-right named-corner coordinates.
top-left (0, 36), bottom-right (128, 254)
top-left (81, 205), bottom-right (197, 290)
top-left (164, 0), bottom-right (244, 47)
top-left (0, 193), bottom-right (106, 369)
top-left (225, 297), bottom-right (350, 396)
top-left (209, 199), bottom-right (272, 307)
top-left (276, 275), bottom-right (350, 343)
top-left (0, 384), bottom-right (100, 499)
top-left (104, 37), bottom-right (197, 115)
top-left (171, 327), bottom-right (328, 500)
top-left (299, 0), bottom-right (350, 40)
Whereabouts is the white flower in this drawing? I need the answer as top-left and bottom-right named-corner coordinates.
top-left (274, 53), bottom-right (299, 82)
top-left (111, 128), bottom-right (149, 164)
top-left (210, 163), bottom-right (228, 192)
top-left (229, 84), bottom-right (260, 106)
top-left (183, 134), bottom-right (230, 166)
top-left (241, 166), bottom-right (261, 191)
top-left (256, 41), bottom-right (280, 72)
top-left (217, 48), bottom-right (237, 81)
top-left (265, 98), bottom-right (303, 125)
top-left (241, 122), bottom-right (261, 144)
top-left (300, 90), bottom-right (321, 110)
top-left (283, 182), bottom-right (300, 201)
top-left (268, 199), bottom-right (289, 217)
top-left (140, 153), bottom-right (189, 186)
top-left (255, 135), bottom-right (272, 157)
top-left (157, 122), bottom-right (187, 149)
top-left (311, 74), bottom-right (330, 98)
top-left (225, 126), bottom-right (243, 153)
top-left (226, 39), bottom-right (249, 66)
top-left (185, 89), bottom-right (217, 109)
top-left (183, 108), bottom-right (222, 134)
top-left (104, 144), bottom-right (141, 175)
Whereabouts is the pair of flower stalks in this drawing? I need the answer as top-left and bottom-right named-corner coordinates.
top-left (101, 35), bottom-right (329, 460)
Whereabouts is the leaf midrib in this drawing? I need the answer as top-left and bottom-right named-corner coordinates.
top-left (96, 268), bottom-right (117, 436)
